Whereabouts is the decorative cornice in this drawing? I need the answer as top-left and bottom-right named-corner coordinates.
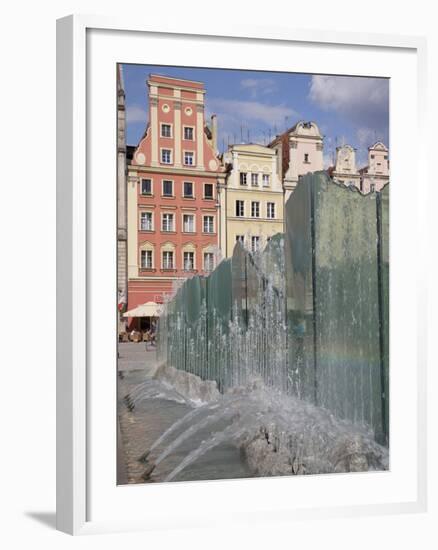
top-left (128, 163), bottom-right (225, 180)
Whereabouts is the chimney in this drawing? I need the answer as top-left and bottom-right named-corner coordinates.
top-left (211, 114), bottom-right (218, 153)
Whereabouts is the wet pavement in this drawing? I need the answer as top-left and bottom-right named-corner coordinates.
top-left (117, 344), bottom-right (252, 484)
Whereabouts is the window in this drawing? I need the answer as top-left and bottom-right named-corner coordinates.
top-left (262, 174), bottom-right (270, 187)
top-left (141, 178), bottom-right (152, 195)
top-left (235, 235), bottom-right (244, 244)
top-left (240, 172), bottom-right (248, 186)
top-left (140, 211), bottom-right (153, 231)
top-left (162, 250), bottom-right (174, 269)
top-left (251, 173), bottom-right (259, 187)
top-left (184, 127), bottom-right (194, 140)
top-left (251, 201), bottom-right (260, 218)
top-left (371, 154), bottom-right (375, 159)
top-left (370, 184), bottom-right (376, 193)
top-left (183, 181), bottom-right (193, 198)
top-left (304, 153), bottom-right (309, 163)
top-left (183, 251), bottom-right (195, 271)
top-left (184, 151), bottom-right (194, 166)
top-left (251, 236), bottom-right (260, 253)
top-left (162, 180), bottom-right (173, 196)
top-left (141, 250), bottom-right (153, 269)
top-left (267, 202), bottom-right (275, 219)
top-left (384, 155), bottom-right (388, 160)
top-left (161, 123), bottom-right (172, 138)
top-left (203, 216), bottom-right (214, 233)
top-left (161, 149), bottom-right (172, 164)
top-left (183, 214), bottom-right (195, 233)
top-left (204, 252), bottom-right (214, 272)
top-left (162, 213), bottom-right (174, 232)
top-left (235, 200), bottom-right (244, 217)
top-left (204, 183), bottom-right (214, 199)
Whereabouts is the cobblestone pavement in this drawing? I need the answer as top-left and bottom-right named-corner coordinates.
top-left (118, 342), bottom-right (159, 373)
top-left (117, 344), bottom-right (252, 485)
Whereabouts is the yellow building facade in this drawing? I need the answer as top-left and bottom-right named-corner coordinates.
top-left (220, 144), bottom-right (284, 258)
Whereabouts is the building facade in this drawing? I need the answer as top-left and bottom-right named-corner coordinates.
top-left (117, 65), bottom-right (128, 333)
top-left (359, 142), bottom-right (390, 193)
top-left (270, 121), bottom-right (324, 200)
top-left (331, 144), bottom-right (361, 188)
top-left (221, 143), bottom-right (284, 257)
top-left (126, 74), bottom-right (225, 330)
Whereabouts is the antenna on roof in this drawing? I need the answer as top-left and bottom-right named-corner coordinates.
top-left (240, 124), bottom-right (243, 143)
top-left (284, 116), bottom-right (289, 131)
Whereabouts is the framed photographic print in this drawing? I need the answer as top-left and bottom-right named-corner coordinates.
top-left (57, 15), bottom-right (427, 535)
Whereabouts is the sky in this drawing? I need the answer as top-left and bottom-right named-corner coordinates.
top-left (121, 64), bottom-right (389, 169)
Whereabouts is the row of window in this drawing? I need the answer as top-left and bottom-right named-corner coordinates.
top-left (239, 172), bottom-right (270, 187)
top-left (235, 200), bottom-right (276, 219)
top-left (160, 148), bottom-right (195, 166)
top-left (141, 179), bottom-right (214, 200)
top-left (140, 249), bottom-right (215, 272)
top-left (160, 123), bottom-right (194, 141)
top-left (140, 212), bottom-right (215, 234)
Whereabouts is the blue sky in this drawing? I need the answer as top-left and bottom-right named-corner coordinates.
top-left (121, 64), bottom-right (389, 168)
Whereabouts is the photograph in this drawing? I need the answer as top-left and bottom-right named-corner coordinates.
top-left (116, 64), bottom-right (389, 485)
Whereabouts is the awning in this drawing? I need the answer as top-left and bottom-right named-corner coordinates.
top-left (123, 301), bottom-right (161, 318)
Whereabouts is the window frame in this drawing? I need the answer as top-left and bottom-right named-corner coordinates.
top-left (203, 251), bottom-right (214, 272)
top-left (182, 213), bottom-right (196, 233)
top-left (160, 148), bottom-right (173, 165)
top-left (267, 202), bottom-right (275, 219)
top-left (204, 183), bottom-right (214, 200)
top-left (183, 150), bottom-right (195, 166)
top-left (203, 215), bottom-right (214, 233)
top-left (162, 179), bottom-right (174, 197)
top-left (251, 200), bottom-right (260, 218)
top-left (162, 249), bottom-right (175, 270)
top-left (140, 249), bottom-right (153, 269)
top-left (183, 250), bottom-right (195, 272)
top-left (161, 212), bottom-right (175, 232)
top-left (240, 172), bottom-right (248, 186)
top-left (139, 210), bottom-right (153, 231)
top-left (235, 200), bottom-right (245, 217)
top-left (160, 122), bottom-right (173, 138)
top-left (183, 125), bottom-right (195, 141)
top-left (140, 178), bottom-right (153, 196)
top-left (183, 181), bottom-right (194, 198)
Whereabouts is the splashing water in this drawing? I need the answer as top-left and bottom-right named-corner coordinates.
top-left (137, 377), bottom-right (388, 482)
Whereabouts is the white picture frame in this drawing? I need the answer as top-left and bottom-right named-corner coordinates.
top-left (56, 15), bottom-right (428, 535)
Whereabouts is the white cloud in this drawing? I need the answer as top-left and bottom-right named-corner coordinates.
top-left (308, 75), bottom-right (389, 137)
top-left (209, 97), bottom-right (297, 127)
top-left (240, 78), bottom-right (277, 98)
top-left (126, 104), bottom-right (147, 124)
top-left (309, 75), bottom-right (388, 112)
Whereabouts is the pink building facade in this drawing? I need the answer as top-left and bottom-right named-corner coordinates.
top-left (126, 75), bottom-right (225, 331)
